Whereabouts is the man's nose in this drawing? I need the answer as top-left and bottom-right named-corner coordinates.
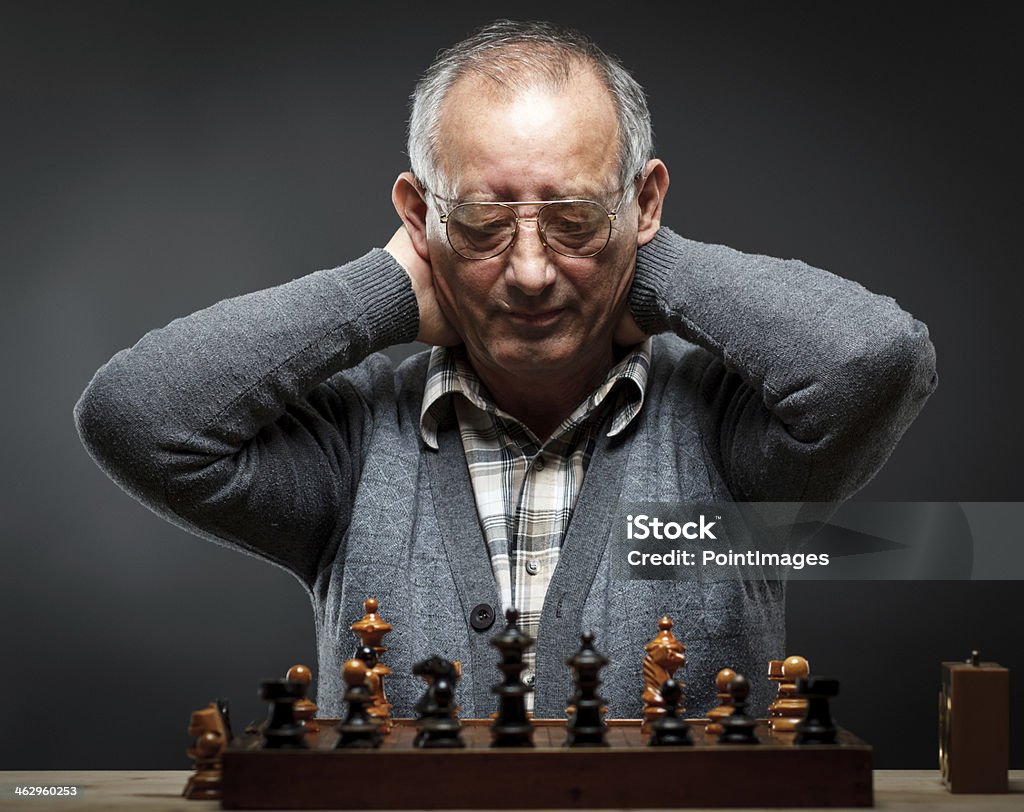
top-left (505, 219), bottom-right (556, 295)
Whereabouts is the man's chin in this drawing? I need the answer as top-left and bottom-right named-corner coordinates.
top-left (483, 342), bottom-right (587, 380)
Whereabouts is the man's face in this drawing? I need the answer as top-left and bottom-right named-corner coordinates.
top-left (427, 70), bottom-right (640, 390)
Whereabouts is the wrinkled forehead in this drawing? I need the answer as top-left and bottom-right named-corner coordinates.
top-left (435, 68), bottom-right (621, 200)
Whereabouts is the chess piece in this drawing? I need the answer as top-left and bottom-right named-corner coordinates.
top-left (705, 667), bottom-right (737, 735)
top-left (412, 655), bottom-right (465, 748)
top-left (354, 644), bottom-right (379, 692)
top-left (215, 698), bottom-right (234, 743)
top-left (648, 679), bottom-right (692, 746)
top-left (641, 616), bottom-right (687, 734)
top-left (766, 658), bottom-right (785, 716)
top-left (353, 644), bottom-right (391, 734)
top-left (770, 655), bottom-right (810, 732)
top-left (794, 676), bottom-right (839, 745)
top-left (490, 608), bottom-right (535, 747)
top-left (335, 659), bottom-right (383, 748)
top-left (286, 664), bottom-right (319, 734)
top-left (565, 632), bottom-right (609, 747)
top-left (259, 679), bottom-right (308, 749)
top-left (718, 673), bottom-right (760, 744)
top-left (351, 597), bottom-right (393, 732)
top-left (183, 703), bottom-right (228, 799)
top-left (354, 644), bottom-right (377, 668)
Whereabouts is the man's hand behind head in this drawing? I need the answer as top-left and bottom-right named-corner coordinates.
top-left (384, 225), bottom-right (460, 347)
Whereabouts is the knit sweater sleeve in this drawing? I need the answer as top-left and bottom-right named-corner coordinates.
top-left (629, 227), bottom-right (937, 501)
top-left (73, 249), bottom-right (420, 587)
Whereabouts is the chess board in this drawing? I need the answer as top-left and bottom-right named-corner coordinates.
top-left (220, 718), bottom-right (873, 809)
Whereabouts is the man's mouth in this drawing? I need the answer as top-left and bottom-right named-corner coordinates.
top-left (505, 308), bottom-right (565, 327)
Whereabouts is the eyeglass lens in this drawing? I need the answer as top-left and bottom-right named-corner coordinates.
top-left (447, 201), bottom-right (611, 259)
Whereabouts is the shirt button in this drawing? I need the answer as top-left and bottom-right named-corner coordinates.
top-left (524, 671), bottom-right (536, 687)
top-left (525, 560), bottom-right (540, 576)
top-left (533, 455), bottom-right (545, 471)
top-left (469, 603), bottom-right (495, 631)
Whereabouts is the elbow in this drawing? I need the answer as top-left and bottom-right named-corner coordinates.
top-left (74, 355), bottom-right (125, 466)
top-left (772, 319), bottom-right (937, 501)
top-left (73, 350), bottom-right (162, 496)
top-left (814, 317), bottom-right (937, 487)
top-left (851, 316), bottom-right (938, 433)
top-left (774, 316), bottom-right (937, 448)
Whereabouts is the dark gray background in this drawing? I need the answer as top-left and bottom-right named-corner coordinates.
top-left (3, 1), bottom-right (1021, 771)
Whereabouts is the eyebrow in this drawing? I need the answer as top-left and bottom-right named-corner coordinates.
top-left (453, 175), bottom-right (614, 200)
top-left (453, 188), bottom-right (612, 204)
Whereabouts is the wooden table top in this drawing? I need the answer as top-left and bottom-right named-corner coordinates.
top-left (1, 770), bottom-right (1022, 811)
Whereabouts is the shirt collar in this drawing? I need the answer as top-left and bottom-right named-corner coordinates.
top-left (419, 340), bottom-right (652, 450)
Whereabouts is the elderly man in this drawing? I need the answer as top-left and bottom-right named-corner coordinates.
top-left (74, 20), bottom-right (936, 718)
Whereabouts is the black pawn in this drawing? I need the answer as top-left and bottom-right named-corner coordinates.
top-left (794, 676), bottom-right (839, 745)
top-left (648, 679), bottom-right (692, 746)
top-left (412, 656), bottom-right (465, 749)
top-left (565, 632), bottom-right (609, 747)
top-left (259, 679), bottom-right (308, 749)
top-left (335, 659), bottom-right (382, 748)
top-left (354, 644), bottom-right (378, 669)
top-left (490, 608), bottom-right (535, 747)
top-left (718, 674), bottom-right (759, 744)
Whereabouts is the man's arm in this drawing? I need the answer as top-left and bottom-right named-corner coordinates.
top-left (629, 227), bottom-right (937, 501)
top-left (73, 249), bottom-right (420, 588)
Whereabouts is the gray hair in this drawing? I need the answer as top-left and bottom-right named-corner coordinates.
top-left (407, 20), bottom-right (653, 201)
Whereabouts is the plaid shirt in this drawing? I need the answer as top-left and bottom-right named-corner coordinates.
top-left (420, 341), bottom-right (651, 704)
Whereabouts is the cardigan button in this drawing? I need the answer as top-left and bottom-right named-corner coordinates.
top-left (470, 603), bottom-right (496, 631)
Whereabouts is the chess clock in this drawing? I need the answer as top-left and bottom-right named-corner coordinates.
top-left (938, 651), bottom-right (1009, 793)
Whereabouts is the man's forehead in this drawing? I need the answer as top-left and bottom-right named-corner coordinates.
top-left (435, 70), bottom-right (620, 199)
top-left (440, 66), bottom-right (615, 122)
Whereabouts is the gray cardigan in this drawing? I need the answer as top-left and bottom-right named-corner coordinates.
top-left (74, 227), bottom-right (936, 718)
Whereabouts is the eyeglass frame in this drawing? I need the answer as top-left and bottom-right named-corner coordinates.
top-left (425, 187), bottom-right (631, 260)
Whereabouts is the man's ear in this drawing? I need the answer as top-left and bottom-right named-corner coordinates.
top-left (635, 159), bottom-right (670, 246)
top-left (392, 172), bottom-right (432, 261)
